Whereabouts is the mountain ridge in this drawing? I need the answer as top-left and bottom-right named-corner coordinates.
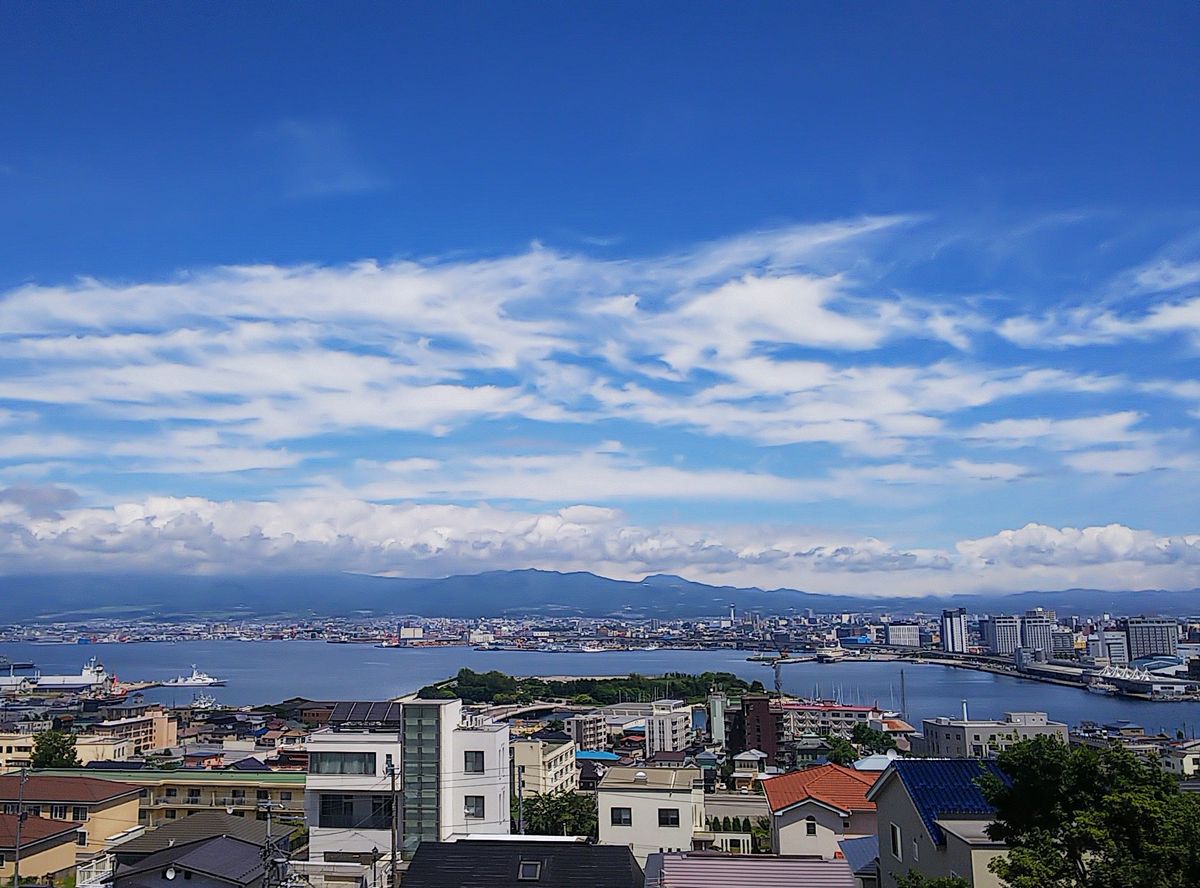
top-left (1, 569), bottom-right (1198, 621)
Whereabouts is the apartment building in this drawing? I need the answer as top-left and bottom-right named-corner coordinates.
top-left (597, 767), bottom-right (705, 866)
top-left (1124, 617), bottom-right (1179, 660)
top-left (0, 774), bottom-right (141, 858)
top-left (304, 699), bottom-right (509, 862)
top-left (87, 703), bottom-right (178, 756)
top-left (912, 711), bottom-right (1067, 758)
top-left (0, 733), bottom-right (34, 769)
top-left (35, 767), bottom-right (306, 828)
top-left (512, 734), bottom-right (578, 795)
top-left (565, 712), bottom-right (607, 751)
top-left (645, 700), bottom-right (692, 756)
top-left (75, 735), bottom-right (135, 765)
top-left (979, 616), bottom-right (1021, 657)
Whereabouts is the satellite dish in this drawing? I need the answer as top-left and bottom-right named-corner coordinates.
top-left (165, 867), bottom-right (178, 880)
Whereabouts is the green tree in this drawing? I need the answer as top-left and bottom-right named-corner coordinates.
top-left (826, 737), bottom-right (858, 766)
top-left (544, 718), bottom-right (565, 733)
top-left (896, 873), bottom-right (970, 888)
top-left (851, 722), bottom-right (897, 754)
top-left (31, 730), bottom-right (80, 768)
top-left (981, 735), bottom-right (1200, 888)
top-left (721, 815), bottom-right (733, 831)
top-left (513, 790), bottom-right (598, 839)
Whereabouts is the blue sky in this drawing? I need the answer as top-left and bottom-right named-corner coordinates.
top-left (1, 3), bottom-right (1199, 595)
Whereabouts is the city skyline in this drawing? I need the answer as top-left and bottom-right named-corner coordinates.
top-left (2, 5), bottom-right (1199, 596)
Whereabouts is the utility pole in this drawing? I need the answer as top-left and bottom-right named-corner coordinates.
top-left (516, 765), bottom-right (526, 835)
top-left (386, 756), bottom-right (398, 888)
top-left (12, 767), bottom-right (27, 888)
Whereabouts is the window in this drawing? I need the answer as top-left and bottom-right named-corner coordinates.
top-left (806, 816), bottom-right (817, 836)
top-left (912, 837), bottom-right (920, 861)
top-left (464, 796), bottom-right (485, 819)
top-left (72, 806), bottom-right (88, 822)
top-left (51, 805), bottom-right (67, 820)
top-left (165, 788), bottom-right (178, 798)
top-left (890, 823), bottom-right (903, 861)
top-left (610, 807), bottom-right (632, 826)
top-left (517, 861), bottom-right (541, 881)
top-left (280, 792), bottom-right (292, 801)
top-left (187, 789), bottom-right (201, 800)
top-left (318, 795), bottom-right (355, 829)
top-left (464, 751), bottom-right (485, 773)
top-left (309, 751), bottom-right (377, 775)
top-left (0, 853), bottom-right (6, 865)
top-left (231, 789), bottom-right (246, 799)
top-left (658, 808), bottom-right (680, 827)
top-left (77, 830), bottom-right (88, 847)
top-left (166, 810), bottom-right (177, 820)
top-left (256, 790), bottom-right (270, 800)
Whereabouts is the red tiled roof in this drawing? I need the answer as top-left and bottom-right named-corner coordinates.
top-left (0, 813), bottom-right (82, 849)
top-left (0, 774), bottom-right (141, 804)
top-left (762, 764), bottom-right (878, 814)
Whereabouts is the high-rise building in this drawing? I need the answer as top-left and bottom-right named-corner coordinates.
top-left (980, 616), bottom-right (1021, 656)
top-left (940, 608), bottom-right (968, 653)
top-left (1051, 630), bottom-right (1076, 657)
top-left (565, 712), bottom-right (607, 751)
top-left (305, 699), bottom-right (510, 862)
top-left (1123, 617), bottom-right (1179, 660)
top-left (885, 622), bottom-right (921, 648)
top-left (646, 699), bottom-right (693, 755)
top-left (1019, 614), bottom-right (1055, 654)
top-left (1086, 631), bottom-right (1129, 665)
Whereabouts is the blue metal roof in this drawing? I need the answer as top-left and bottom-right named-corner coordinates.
top-left (891, 759), bottom-right (1008, 845)
top-left (575, 750), bottom-right (621, 761)
top-left (838, 835), bottom-right (879, 876)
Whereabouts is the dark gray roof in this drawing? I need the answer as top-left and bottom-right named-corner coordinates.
top-left (114, 812), bottom-right (270, 859)
top-left (115, 835), bottom-right (265, 888)
top-left (403, 840), bottom-right (643, 888)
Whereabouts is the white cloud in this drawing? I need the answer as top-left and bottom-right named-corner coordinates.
top-left (1, 493), bottom-right (1197, 595)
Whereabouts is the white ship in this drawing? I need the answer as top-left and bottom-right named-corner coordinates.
top-left (816, 644), bottom-right (846, 663)
top-left (162, 666), bottom-right (227, 687)
top-left (189, 693), bottom-right (219, 710)
top-left (35, 657), bottom-right (109, 690)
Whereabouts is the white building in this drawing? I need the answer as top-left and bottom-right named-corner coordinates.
top-left (305, 699), bottom-right (509, 863)
top-left (1019, 614), bottom-right (1055, 654)
top-left (512, 735), bottom-right (578, 795)
top-left (884, 623), bottom-right (921, 648)
top-left (645, 700), bottom-right (692, 755)
top-left (940, 609), bottom-right (968, 654)
top-left (980, 616), bottom-right (1021, 657)
top-left (597, 767), bottom-right (705, 866)
top-left (565, 713), bottom-right (607, 751)
top-left (912, 710), bottom-right (1068, 758)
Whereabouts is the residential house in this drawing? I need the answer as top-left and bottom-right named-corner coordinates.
top-left (402, 839), bottom-right (643, 888)
top-left (305, 699), bottom-right (509, 862)
top-left (867, 759), bottom-right (1008, 888)
top-left (0, 774), bottom-right (141, 858)
top-left (111, 835), bottom-right (265, 888)
top-left (0, 813), bottom-right (82, 880)
top-left (597, 767), bottom-right (705, 866)
top-left (762, 763), bottom-right (877, 858)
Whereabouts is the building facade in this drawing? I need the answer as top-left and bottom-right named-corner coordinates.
top-left (1124, 618), bottom-right (1179, 660)
top-left (979, 616), bottom-right (1021, 657)
top-left (1019, 615), bottom-right (1055, 655)
top-left (512, 735), bottom-right (578, 796)
top-left (645, 700), bottom-right (692, 755)
top-left (884, 623), bottom-right (921, 648)
top-left (940, 609), bottom-right (968, 654)
top-left (1087, 631), bottom-right (1130, 665)
top-left (565, 713), bottom-right (607, 752)
top-left (304, 699), bottom-right (509, 862)
top-left (0, 774), bottom-right (141, 858)
top-left (913, 711), bottom-right (1068, 758)
top-left (597, 767), bottom-right (705, 866)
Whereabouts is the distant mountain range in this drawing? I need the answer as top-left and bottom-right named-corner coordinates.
top-left (1, 569), bottom-right (1198, 622)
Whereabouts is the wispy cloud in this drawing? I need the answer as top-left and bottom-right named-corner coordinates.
top-left (255, 118), bottom-right (386, 198)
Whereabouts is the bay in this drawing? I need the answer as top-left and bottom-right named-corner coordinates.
top-left (3, 640), bottom-right (1199, 736)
